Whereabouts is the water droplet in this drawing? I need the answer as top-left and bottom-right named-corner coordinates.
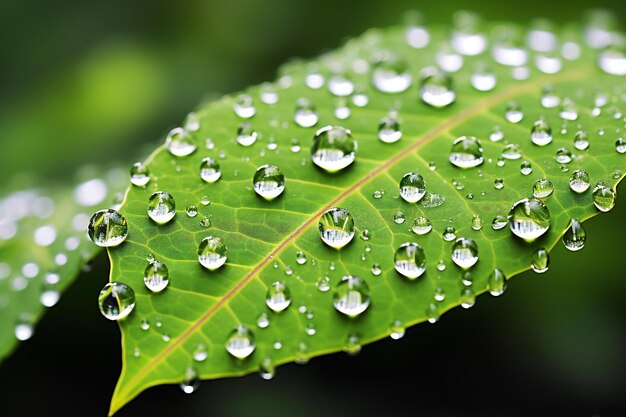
top-left (305, 72), bottom-right (324, 89)
top-left (191, 343), bottom-right (208, 362)
top-left (259, 83), bottom-right (278, 105)
top-left (200, 195), bottom-right (211, 206)
top-left (360, 229), bottom-right (371, 241)
top-left (470, 67), bottom-right (496, 92)
top-left (256, 312), bottom-right (270, 329)
top-left (460, 288), bottom-right (476, 309)
top-left (98, 282), bottom-right (135, 320)
top-left (316, 276), bottom-right (331, 292)
top-left (411, 216), bottom-right (432, 235)
top-left (372, 190), bottom-right (383, 199)
top-left (505, 102), bottom-right (524, 123)
top-left (598, 45), bottom-right (626, 75)
top-left (40, 289), bottom-right (60, 307)
top-left (437, 46), bottom-right (464, 72)
top-left (501, 143), bottom-right (522, 160)
top-left (311, 126), bottom-right (356, 172)
top-left (236, 123), bottom-right (257, 146)
top-left (399, 172), bottom-right (426, 203)
top-left (419, 67), bottom-right (455, 107)
top-left (179, 367), bottom-right (200, 394)
top-left (530, 119), bottom-right (553, 146)
top-left (471, 214), bottom-right (482, 231)
top-left (442, 226), bottom-right (456, 241)
top-left (372, 54), bottom-right (412, 93)
top-left (451, 238), bottom-right (479, 269)
top-left (389, 320), bottom-right (405, 340)
top-left (492, 35), bottom-right (528, 67)
top-left (508, 198), bottom-right (551, 240)
top-left (489, 126), bottom-right (504, 142)
top-left (352, 93), bottom-right (369, 107)
top-left (294, 98), bottom-right (319, 128)
top-left (492, 215), bottom-right (508, 230)
top-left (393, 210), bottom-right (406, 224)
top-left (371, 263), bottom-right (382, 276)
top-left (328, 74), bottom-right (354, 97)
top-left (143, 260), bottom-right (169, 293)
top-left (615, 137), bottom-right (626, 153)
top-left (554, 147), bottom-right (573, 164)
top-left (562, 219), bottom-right (586, 251)
top-left (15, 322), bottom-right (33, 341)
top-left (428, 161), bottom-right (437, 170)
top-left (290, 138), bottom-right (301, 153)
top-left (488, 268), bottom-right (507, 296)
top-left (436, 259), bottom-right (446, 271)
top-left (186, 205), bottom-right (198, 218)
top-left (541, 85), bottom-right (561, 108)
top-left (259, 356), bottom-right (275, 380)
top-left (266, 281), bottom-right (291, 313)
top-left (225, 325), bottom-right (255, 359)
top-left (422, 192), bottom-right (446, 208)
top-left (233, 94), bottom-right (256, 119)
top-left (200, 217), bottom-right (211, 228)
top-left (147, 191), bottom-right (176, 224)
top-left (140, 319), bottom-right (150, 331)
top-left (333, 275), bottom-right (370, 317)
top-left (531, 248), bottom-right (550, 273)
top-left (253, 165), bottom-right (285, 200)
top-left (344, 333), bottom-right (362, 355)
top-left (200, 157), bottom-right (222, 183)
top-left (533, 179), bottom-right (554, 198)
top-left (33, 225), bottom-right (56, 247)
top-left (592, 182), bottom-right (615, 212)
top-left (493, 178), bottom-right (504, 190)
top-left (394, 242), bottom-right (426, 279)
top-left (318, 207), bottom-right (355, 249)
top-left (449, 136), bottom-right (484, 168)
top-left (88, 209), bottom-right (128, 247)
top-left (559, 98), bottom-right (578, 121)
top-left (130, 162), bottom-right (150, 186)
top-left (378, 116), bottom-right (402, 143)
top-left (573, 130), bottom-right (590, 151)
top-left (166, 127), bottom-right (196, 157)
top-left (406, 25), bottom-right (430, 48)
top-left (519, 161), bottom-right (532, 176)
top-left (198, 236), bottom-right (227, 270)
top-left (569, 170), bottom-right (590, 193)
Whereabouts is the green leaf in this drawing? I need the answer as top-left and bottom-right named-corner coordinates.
top-left (0, 168), bottom-right (127, 361)
top-left (107, 17), bottom-right (625, 414)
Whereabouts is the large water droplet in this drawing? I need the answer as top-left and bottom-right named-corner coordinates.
top-left (144, 260), bottom-right (169, 293)
top-left (372, 54), bottom-right (412, 93)
top-left (378, 117), bottom-right (402, 143)
top-left (411, 216), bottom-right (432, 235)
top-left (530, 119), bottom-right (553, 146)
top-left (504, 102), bottom-right (524, 123)
top-left (562, 219), bottom-right (586, 251)
top-left (509, 198), bottom-right (551, 240)
top-left (573, 130), bottom-right (590, 151)
top-left (399, 172), bottom-right (426, 203)
top-left (81, 206), bottom-right (120, 248)
top-left (130, 162), bottom-right (150, 187)
top-left (200, 157), bottom-right (222, 183)
top-left (488, 268), bottom-right (507, 296)
top-left (318, 207), bottom-right (355, 249)
top-left (419, 67), bottom-right (455, 108)
top-left (225, 324), bottom-right (255, 359)
top-left (233, 94), bottom-right (256, 118)
top-left (592, 182), bottom-right (615, 212)
top-left (147, 191), bottom-right (176, 224)
top-left (294, 98), bottom-right (319, 128)
top-left (236, 123), bottom-right (258, 146)
top-left (533, 179), bottom-right (554, 198)
top-left (166, 127), bottom-right (197, 157)
top-left (333, 275), bottom-right (370, 318)
top-left (253, 165), bottom-right (285, 200)
top-left (394, 242), bottom-right (426, 279)
top-left (198, 236), bottom-right (227, 270)
top-left (98, 282), bottom-right (135, 320)
top-left (449, 136), bottom-right (484, 168)
top-left (531, 248), bottom-right (550, 273)
top-left (451, 238), bottom-right (478, 269)
top-left (266, 281), bottom-right (291, 313)
top-left (180, 367), bottom-right (200, 394)
top-left (311, 126), bottom-right (356, 172)
top-left (569, 170), bottom-right (590, 193)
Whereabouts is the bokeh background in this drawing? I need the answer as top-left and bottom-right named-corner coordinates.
top-left (1, 0), bottom-right (625, 416)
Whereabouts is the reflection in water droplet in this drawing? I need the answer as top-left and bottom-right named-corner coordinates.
top-left (574, 131), bottom-right (590, 151)
top-left (186, 205), bottom-right (198, 218)
top-left (371, 263), bottom-right (382, 276)
top-left (509, 198), bottom-right (551, 240)
top-left (531, 248), bottom-right (550, 273)
top-left (562, 219), bottom-right (586, 251)
top-left (569, 170), bottom-right (590, 193)
top-left (193, 343), bottom-right (208, 362)
top-left (144, 261), bottom-right (169, 293)
top-left (225, 324), bottom-right (255, 359)
top-left (389, 320), bottom-right (406, 340)
top-left (492, 215), bottom-right (508, 230)
top-left (615, 137), bottom-right (626, 154)
top-left (294, 98), bottom-right (319, 128)
top-left (88, 209), bottom-right (128, 247)
top-left (233, 94), bottom-right (256, 119)
top-left (419, 67), bottom-right (455, 107)
top-left (316, 276), bottom-right (331, 292)
top-left (501, 143), bottom-right (522, 160)
top-left (253, 165), bottom-right (285, 200)
top-left (394, 242), bottom-right (426, 279)
top-left (471, 214), bottom-right (482, 231)
top-left (449, 136), bottom-right (484, 168)
top-left (328, 74), bottom-right (354, 97)
top-left (460, 288), bottom-right (476, 309)
top-left (372, 54), bottom-right (412, 93)
top-left (318, 207), bottom-right (355, 249)
top-left (98, 282), bottom-right (135, 320)
top-left (259, 356), bottom-right (276, 380)
top-left (488, 268), bottom-right (507, 296)
top-left (494, 178), bottom-right (504, 190)
top-left (592, 183), bottom-right (615, 212)
top-left (393, 210), bottom-right (406, 224)
top-left (333, 275), bottom-right (370, 317)
top-left (200, 157), bottom-right (222, 183)
top-left (411, 216), bottom-right (432, 235)
top-left (130, 162), bottom-right (150, 187)
top-left (166, 127), bottom-right (197, 157)
top-left (344, 333), bottom-right (362, 356)
top-left (504, 102), bottom-right (524, 123)
top-left (266, 281), bottom-right (291, 313)
top-left (236, 123), bottom-right (258, 146)
top-left (451, 238), bottom-right (478, 269)
top-left (180, 367), bottom-right (200, 394)
top-left (378, 117), bottom-right (403, 143)
top-left (470, 67), bottom-right (496, 92)
top-left (490, 126), bottom-right (504, 142)
top-left (520, 161), bottom-right (532, 175)
top-left (399, 172), bottom-right (426, 203)
top-left (533, 179), bottom-right (554, 198)
top-left (311, 126), bottom-right (356, 172)
top-left (147, 192), bottom-right (176, 224)
top-left (198, 236), bottom-right (227, 270)
top-left (256, 312), bottom-right (270, 329)
top-left (559, 98), bottom-right (578, 121)
top-left (442, 226), bottom-right (456, 241)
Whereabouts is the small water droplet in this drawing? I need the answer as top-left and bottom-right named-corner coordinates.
top-left (328, 74), bottom-right (354, 97)
top-left (460, 288), bottom-right (476, 309)
top-left (318, 207), bottom-right (355, 249)
top-left (186, 205), bottom-right (198, 218)
top-left (555, 147), bottom-right (573, 164)
top-left (399, 172), bottom-right (426, 203)
top-left (311, 126), bottom-right (356, 172)
top-left (371, 263), bottom-right (382, 276)
top-left (470, 66), bottom-right (496, 92)
top-left (530, 119), bottom-right (553, 146)
top-left (411, 216), bottom-right (432, 235)
top-left (316, 276), bottom-right (331, 292)
top-left (509, 198), bottom-right (551, 240)
top-left (294, 98), bottom-right (319, 128)
top-left (193, 343), bottom-right (208, 362)
top-left (378, 116), bottom-right (403, 143)
top-left (615, 137), bottom-right (626, 154)
top-left (140, 319), bottom-right (150, 331)
top-left (333, 275), bottom-right (370, 317)
top-left (198, 236), bottom-right (227, 270)
top-left (200, 157), bottom-right (222, 183)
top-left (492, 215), bottom-right (508, 230)
top-left (259, 356), bottom-right (275, 380)
top-left (531, 248), bottom-right (550, 273)
top-left (305, 72), bottom-right (324, 89)
top-left (493, 178), bottom-right (504, 190)
top-left (420, 67), bottom-right (455, 107)
top-left (490, 126), bottom-right (504, 142)
top-left (253, 165), bottom-right (285, 200)
top-left (562, 219), bottom-right (586, 251)
top-left (598, 45), bottom-right (626, 75)
top-left (360, 229), bottom-right (371, 241)
top-left (449, 136), bottom-right (484, 168)
top-left (436, 259), bottom-right (446, 271)
top-left (394, 242), bottom-right (426, 279)
top-left (574, 130), bottom-right (590, 151)
top-left (88, 209), bottom-right (128, 247)
top-left (501, 143), bottom-right (522, 160)
top-left (372, 190), bottom-right (384, 199)
top-left (393, 210), bottom-right (406, 224)
top-left (541, 85), bottom-right (561, 108)
top-left (225, 324), bottom-right (255, 359)
top-left (236, 123), bottom-right (258, 146)
top-left (166, 127), bottom-right (197, 157)
top-left (559, 98), bottom-right (578, 121)
top-left (389, 320), bottom-right (406, 340)
top-left (488, 268), bottom-right (507, 296)
top-left (234, 94), bottom-right (256, 118)
top-left (15, 322), bottom-right (34, 341)
top-left (266, 281), bottom-right (291, 313)
top-left (451, 238), bottom-right (479, 269)
top-left (471, 214), bottom-right (482, 231)
top-left (592, 182), bottom-right (615, 212)
top-left (256, 312), bottom-right (270, 329)
top-left (505, 102), bottom-right (524, 123)
top-left (344, 333), bottom-right (362, 355)
top-left (200, 217), bottom-right (211, 228)
top-left (569, 169), bottom-right (590, 193)
top-left (372, 54), bottom-right (412, 93)
top-left (442, 226), bottom-right (456, 241)
top-left (98, 282), bottom-right (135, 320)
top-left (130, 162), bottom-right (150, 187)
top-left (144, 260), bottom-right (169, 293)
top-left (147, 192), bottom-right (176, 224)
top-left (533, 179), bottom-right (554, 198)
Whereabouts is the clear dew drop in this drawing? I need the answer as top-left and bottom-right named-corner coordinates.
top-left (442, 226), bottom-right (456, 241)
top-left (494, 178), bottom-right (504, 190)
top-left (200, 217), bottom-right (211, 228)
top-left (98, 282), bottom-right (135, 321)
top-left (426, 303), bottom-right (440, 323)
top-left (535, 53), bottom-right (562, 74)
top-left (504, 102), bottom-right (524, 123)
top-left (393, 210), bottom-right (406, 224)
top-left (569, 169), bottom-right (590, 193)
top-left (311, 126), bottom-right (357, 173)
top-left (295, 251), bottom-right (307, 265)
top-left (378, 116), bottom-right (403, 143)
top-left (421, 192), bottom-right (446, 207)
top-left (451, 238), bottom-right (479, 269)
top-left (253, 165), bottom-right (285, 200)
top-left (259, 356), bottom-right (276, 380)
top-left (471, 214), bottom-right (482, 231)
top-left (533, 179), bottom-right (554, 198)
top-left (501, 143), bottom-right (522, 160)
top-left (574, 130), bottom-right (590, 151)
top-left (328, 74), bottom-right (354, 97)
top-left (333, 275), bottom-right (370, 317)
top-left (394, 242), bottom-right (426, 279)
top-left (489, 126), bottom-right (504, 142)
top-left (436, 259), bottom-right (446, 271)
top-left (508, 198), bottom-right (551, 240)
top-left (236, 123), bottom-right (257, 146)
top-left (140, 319), bottom-right (150, 331)
top-left (256, 312), bottom-right (270, 329)
top-left (530, 119), bottom-right (553, 146)
top-left (193, 343), bottom-right (208, 362)
top-left (166, 127), bottom-right (196, 157)
top-left (130, 162), bottom-right (150, 186)
top-left (40, 289), bottom-right (60, 308)
top-left (559, 98), bottom-right (578, 121)
top-left (147, 191), bottom-right (176, 224)
top-left (180, 367), bottom-right (200, 394)
top-left (389, 320), bottom-right (406, 340)
top-left (294, 98), bottom-right (319, 128)
top-left (144, 260), bottom-right (169, 293)
top-left (200, 157), bottom-right (222, 183)
top-left (344, 333), bottom-right (362, 356)
top-left (520, 161), bottom-right (532, 175)
top-left (492, 215), bottom-right (508, 230)
top-left (371, 263), bottom-right (382, 276)
top-left (555, 147), bottom-right (573, 164)
top-left (186, 205), bottom-right (198, 218)
top-left (531, 248), bottom-right (550, 273)
top-left (399, 172), bottom-right (426, 203)
top-left (541, 85), bottom-right (561, 108)
top-left (290, 138), bottom-right (301, 153)
top-left (592, 182), bottom-right (616, 212)
top-left (406, 24), bottom-right (430, 48)
top-left (488, 268), bottom-right (507, 296)
top-left (305, 72), bottom-right (324, 89)
top-left (88, 209), bottom-right (128, 247)
top-left (266, 281), bottom-right (291, 313)
top-left (233, 94), bottom-right (256, 119)
top-left (615, 137), bottom-right (626, 154)
top-left (470, 67), bottom-right (496, 92)
top-left (225, 324), bottom-right (255, 359)
top-left (259, 83), bottom-right (278, 105)
top-left (437, 46), bottom-right (464, 73)
top-left (460, 288), bottom-right (476, 309)
top-left (434, 287), bottom-right (446, 302)
top-left (15, 322), bottom-right (34, 341)
top-left (411, 216), bottom-right (432, 235)
top-left (360, 229), bottom-right (371, 241)
top-left (419, 67), bottom-right (455, 108)
top-left (449, 136), bottom-right (484, 168)
top-left (316, 276), bottom-right (331, 292)
top-left (598, 46), bottom-right (626, 75)
top-left (562, 219), bottom-right (586, 251)
top-left (372, 54), bottom-right (412, 93)
top-left (318, 207), bottom-right (355, 249)
top-left (352, 93), bottom-right (369, 107)
top-left (198, 236), bottom-right (227, 270)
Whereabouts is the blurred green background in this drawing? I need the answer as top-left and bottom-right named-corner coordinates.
top-left (1, 0), bottom-right (625, 416)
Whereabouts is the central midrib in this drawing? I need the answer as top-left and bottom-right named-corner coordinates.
top-left (115, 66), bottom-right (592, 405)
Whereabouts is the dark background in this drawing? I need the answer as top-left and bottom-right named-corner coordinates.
top-left (1, 1), bottom-right (625, 416)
